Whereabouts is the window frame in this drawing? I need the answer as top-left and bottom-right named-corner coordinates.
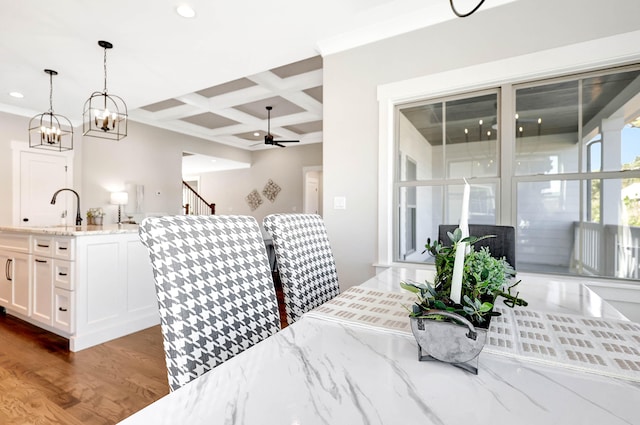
top-left (379, 50), bottom-right (640, 282)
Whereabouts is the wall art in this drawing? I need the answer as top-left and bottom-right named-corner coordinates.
top-left (262, 179), bottom-right (281, 203)
top-left (246, 189), bottom-right (263, 211)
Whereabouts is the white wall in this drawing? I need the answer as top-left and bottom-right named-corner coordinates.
top-left (323, 0), bottom-right (640, 287)
top-left (0, 114), bottom-right (252, 226)
top-left (197, 143), bottom-right (322, 224)
top-left (0, 111), bottom-right (82, 225)
top-left (80, 120), bottom-right (252, 224)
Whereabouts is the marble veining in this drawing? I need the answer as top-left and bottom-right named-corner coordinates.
top-left (120, 316), bottom-right (639, 424)
top-left (118, 268), bottom-right (639, 425)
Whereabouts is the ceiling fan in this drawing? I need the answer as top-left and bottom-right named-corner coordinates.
top-left (261, 106), bottom-right (300, 148)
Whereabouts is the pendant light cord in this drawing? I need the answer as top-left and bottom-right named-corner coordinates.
top-left (450, 0), bottom-right (485, 17)
top-left (103, 46), bottom-right (108, 94)
top-left (48, 71), bottom-right (54, 113)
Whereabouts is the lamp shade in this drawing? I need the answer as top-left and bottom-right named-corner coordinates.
top-left (110, 191), bottom-right (128, 205)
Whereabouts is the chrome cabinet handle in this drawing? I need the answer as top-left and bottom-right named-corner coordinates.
top-left (58, 307), bottom-right (68, 312)
top-left (37, 244), bottom-right (50, 248)
top-left (58, 272), bottom-right (67, 276)
top-left (35, 259), bottom-right (47, 264)
top-left (58, 247), bottom-right (67, 250)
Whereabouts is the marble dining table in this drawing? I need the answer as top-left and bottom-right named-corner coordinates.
top-left (118, 267), bottom-right (639, 425)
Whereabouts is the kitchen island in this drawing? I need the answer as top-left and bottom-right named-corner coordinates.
top-left (0, 224), bottom-right (159, 351)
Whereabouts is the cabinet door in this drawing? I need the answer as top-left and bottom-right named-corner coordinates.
top-left (0, 252), bottom-right (11, 306)
top-left (11, 252), bottom-right (30, 316)
top-left (32, 256), bottom-right (53, 325)
top-left (54, 287), bottom-right (74, 333)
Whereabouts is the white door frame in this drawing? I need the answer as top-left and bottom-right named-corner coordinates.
top-left (302, 165), bottom-right (322, 215)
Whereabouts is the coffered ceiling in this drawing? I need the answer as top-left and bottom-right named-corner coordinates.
top-left (131, 56), bottom-right (323, 150)
top-left (0, 0), bottom-right (518, 151)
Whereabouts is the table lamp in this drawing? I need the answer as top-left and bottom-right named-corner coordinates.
top-left (110, 191), bottom-right (128, 224)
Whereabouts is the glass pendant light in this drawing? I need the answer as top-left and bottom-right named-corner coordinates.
top-left (83, 40), bottom-right (128, 140)
top-left (28, 69), bottom-right (74, 151)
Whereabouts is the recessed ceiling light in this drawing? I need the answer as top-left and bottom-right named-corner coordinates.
top-left (176, 5), bottom-right (196, 18)
top-left (253, 132), bottom-right (260, 137)
top-left (9, 91), bottom-right (24, 98)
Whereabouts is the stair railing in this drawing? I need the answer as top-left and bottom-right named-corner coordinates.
top-left (182, 181), bottom-right (215, 215)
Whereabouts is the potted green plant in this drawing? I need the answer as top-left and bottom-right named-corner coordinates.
top-left (87, 208), bottom-right (105, 225)
top-left (401, 228), bottom-right (527, 373)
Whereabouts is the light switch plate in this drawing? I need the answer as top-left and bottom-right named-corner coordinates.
top-left (333, 196), bottom-right (346, 210)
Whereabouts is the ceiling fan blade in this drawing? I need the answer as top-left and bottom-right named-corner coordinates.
top-left (274, 140), bottom-right (300, 143)
top-left (274, 142), bottom-right (286, 148)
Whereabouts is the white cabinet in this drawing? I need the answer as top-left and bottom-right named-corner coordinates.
top-left (30, 236), bottom-right (75, 331)
top-left (0, 251), bottom-right (31, 316)
top-left (54, 287), bottom-right (74, 332)
top-left (0, 228), bottom-right (158, 352)
top-left (11, 253), bottom-right (30, 316)
top-left (72, 233), bottom-right (158, 351)
top-left (0, 233), bottom-right (31, 317)
top-left (32, 255), bottom-right (53, 325)
top-left (0, 251), bottom-right (11, 306)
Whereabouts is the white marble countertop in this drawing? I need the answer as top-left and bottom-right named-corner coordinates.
top-left (118, 267), bottom-right (639, 425)
top-left (0, 224), bottom-right (139, 236)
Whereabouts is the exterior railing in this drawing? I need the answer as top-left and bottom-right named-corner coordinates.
top-left (573, 222), bottom-right (640, 279)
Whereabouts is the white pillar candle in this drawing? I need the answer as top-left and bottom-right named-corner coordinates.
top-left (450, 180), bottom-right (470, 304)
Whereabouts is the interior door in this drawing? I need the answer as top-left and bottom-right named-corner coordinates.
top-left (19, 150), bottom-right (70, 226)
top-left (304, 176), bottom-right (319, 214)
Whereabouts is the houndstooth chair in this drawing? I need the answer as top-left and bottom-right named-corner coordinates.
top-left (263, 214), bottom-right (339, 324)
top-left (139, 215), bottom-right (281, 392)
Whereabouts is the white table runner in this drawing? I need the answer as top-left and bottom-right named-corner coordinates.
top-left (305, 286), bottom-right (640, 382)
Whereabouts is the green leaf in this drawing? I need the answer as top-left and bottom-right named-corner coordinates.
top-left (400, 281), bottom-right (422, 293)
top-left (433, 300), bottom-right (448, 310)
top-left (479, 302), bottom-right (493, 313)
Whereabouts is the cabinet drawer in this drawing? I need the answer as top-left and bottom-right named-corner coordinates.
top-left (0, 233), bottom-right (30, 253)
top-left (53, 260), bottom-right (74, 290)
top-left (54, 287), bottom-right (74, 333)
top-left (32, 237), bottom-right (54, 256)
top-left (54, 238), bottom-right (74, 260)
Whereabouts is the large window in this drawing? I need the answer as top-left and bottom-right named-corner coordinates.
top-left (395, 65), bottom-right (640, 281)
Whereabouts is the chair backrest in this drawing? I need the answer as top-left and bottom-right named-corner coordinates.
top-left (438, 224), bottom-right (516, 268)
top-left (263, 214), bottom-right (339, 324)
top-left (139, 215), bottom-right (280, 391)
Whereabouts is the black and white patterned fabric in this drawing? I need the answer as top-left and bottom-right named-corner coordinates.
top-left (139, 215), bottom-right (280, 392)
top-left (263, 214), bottom-right (339, 324)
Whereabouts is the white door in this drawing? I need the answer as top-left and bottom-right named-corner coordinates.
top-left (19, 150), bottom-right (70, 226)
top-left (304, 176), bottom-right (319, 214)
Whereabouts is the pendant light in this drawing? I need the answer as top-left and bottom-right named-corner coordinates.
top-left (83, 40), bottom-right (127, 140)
top-left (28, 69), bottom-right (74, 151)
top-left (450, 0), bottom-right (485, 17)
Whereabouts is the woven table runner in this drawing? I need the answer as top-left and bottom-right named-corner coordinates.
top-left (305, 286), bottom-right (640, 382)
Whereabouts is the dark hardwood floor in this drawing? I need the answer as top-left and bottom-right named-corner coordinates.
top-left (0, 273), bottom-right (287, 424)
